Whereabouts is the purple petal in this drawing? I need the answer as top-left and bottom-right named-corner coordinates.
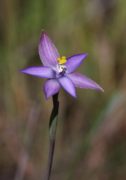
top-left (21, 66), bottom-right (55, 78)
top-left (66, 53), bottom-right (88, 73)
top-left (67, 73), bottom-right (104, 91)
top-left (38, 32), bottom-right (60, 67)
top-left (44, 79), bottom-right (60, 99)
top-left (58, 76), bottom-right (76, 97)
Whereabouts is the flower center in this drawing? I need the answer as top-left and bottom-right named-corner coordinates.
top-left (57, 56), bottom-right (67, 65)
top-left (56, 56), bottom-right (67, 76)
top-left (57, 64), bottom-right (66, 74)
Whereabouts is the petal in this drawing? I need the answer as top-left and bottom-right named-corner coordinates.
top-left (67, 73), bottom-right (104, 91)
top-left (38, 32), bottom-right (60, 67)
top-left (66, 53), bottom-right (88, 73)
top-left (58, 76), bottom-right (76, 97)
top-left (21, 66), bottom-right (55, 78)
top-left (44, 79), bottom-right (60, 99)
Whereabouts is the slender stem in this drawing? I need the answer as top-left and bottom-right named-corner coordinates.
top-left (45, 93), bottom-right (59, 180)
top-left (45, 137), bottom-right (55, 180)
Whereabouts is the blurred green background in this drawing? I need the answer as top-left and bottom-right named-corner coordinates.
top-left (0, 0), bottom-right (126, 179)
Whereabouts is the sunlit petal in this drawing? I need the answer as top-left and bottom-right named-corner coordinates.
top-left (66, 53), bottom-right (88, 73)
top-left (58, 76), bottom-right (76, 97)
top-left (21, 66), bottom-right (55, 78)
top-left (67, 73), bottom-right (104, 91)
top-left (38, 32), bottom-right (60, 67)
top-left (44, 79), bottom-right (60, 99)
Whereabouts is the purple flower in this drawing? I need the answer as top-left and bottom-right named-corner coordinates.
top-left (21, 32), bottom-right (104, 99)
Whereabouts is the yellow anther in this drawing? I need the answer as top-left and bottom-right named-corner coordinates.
top-left (57, 56), bottom-right (67, 65)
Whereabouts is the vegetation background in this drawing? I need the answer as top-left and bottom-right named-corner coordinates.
top-left (0, 0), bottom-right (126, 179)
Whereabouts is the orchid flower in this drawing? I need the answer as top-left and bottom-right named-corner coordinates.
top-left (21, 32), bottom-right (104, 180)
top-left (21, 32), bottom-right (103, 99)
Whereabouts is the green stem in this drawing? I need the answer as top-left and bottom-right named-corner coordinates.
top-left (45, 93), bottom-right (59, 180)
